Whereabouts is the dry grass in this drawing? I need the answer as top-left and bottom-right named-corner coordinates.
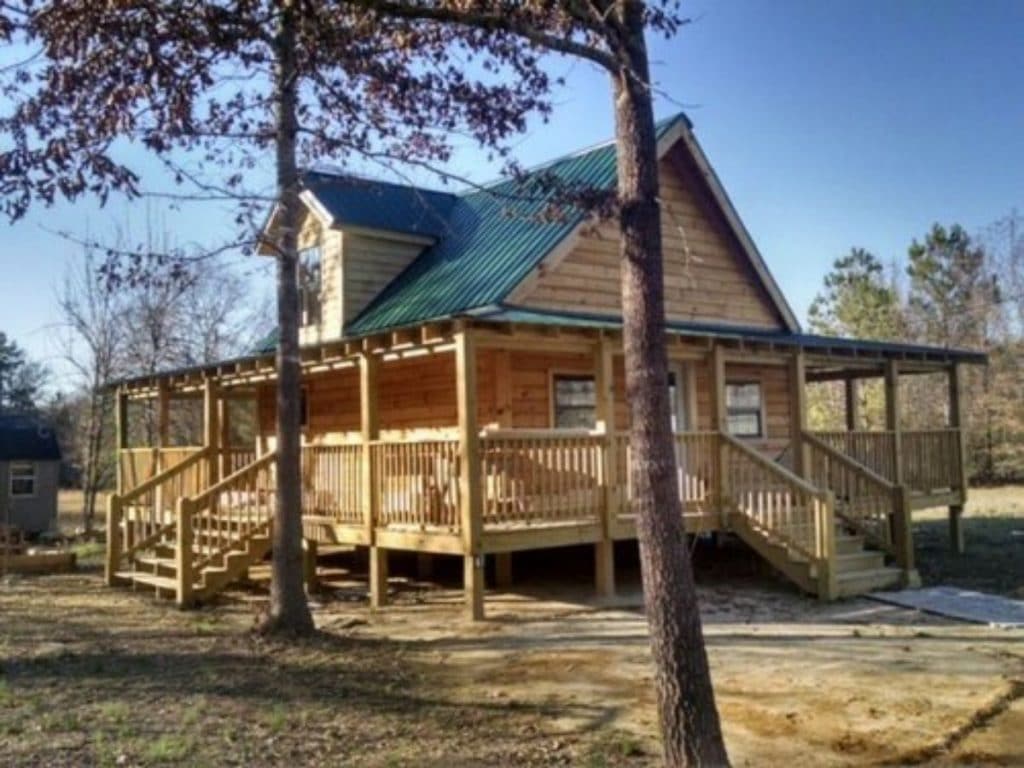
top-left (914, 485), bottom-right (1024, 597)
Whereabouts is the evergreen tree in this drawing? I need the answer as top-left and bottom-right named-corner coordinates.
top-left (0, 332), bottom-right (47, 413)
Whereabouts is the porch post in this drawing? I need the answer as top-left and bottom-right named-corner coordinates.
top-left (360, 352), bottom-right (386, 608)
top-left (115, 386), bottom-right (128, 494)
top-left (711, 344), bottom-right (729, 519)
top-left (844, 377), bottom-right (859, 431)
top-left (203, 378), bottom-right (220, 488)
top-left (947, 363), bottom-right (967, 553)
top-left (594, 335), bottom-right (616, 598)
top-left (492, 348), bottom-right (513, 588)
top-left (884, 360), bottom-right (903, 486)
top-left (455, 327), bottom-right (484, 620)
top-left (156, 384), bottom-right (170, 468)
top-left (217, 395), bottom-right (231, 479)
top-left (789, 350), bottom-right (808, 478)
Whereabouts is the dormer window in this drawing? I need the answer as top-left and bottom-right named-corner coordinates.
top-left (299, 245), bottom-right (322, 326)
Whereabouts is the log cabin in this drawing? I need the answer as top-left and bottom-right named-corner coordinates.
top-left (105, 113), bottom-right (985, 618)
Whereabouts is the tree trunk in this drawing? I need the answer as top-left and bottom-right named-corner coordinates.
top-left (611, 7), bottom-right (729, 766)
top-left (263, 0), bottom-right (314, 636)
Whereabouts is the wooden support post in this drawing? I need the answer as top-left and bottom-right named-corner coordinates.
top-left (175, 498), bottom-right (194, 608)
top-left (711, 345), bottom-right (730, 520)
top-left (203, 379), bottom-right (220, 488)
top-left (303, 538), bottom-right (319, 594)
top-left (948, 363), bottom-right (968, 553)
top-left (844, 378), bottom-right (859, 431)
top-left (105, 494), bottom-right (123, 586)
top-left (884, 359), bottom-right (903, 486)
top-left (493, 349), bottom-right (512, 428)
top-left (369, 547), bottom-right (388, 608)
top-left (893, 486), bottom-right (921, 587)
top-left (790, 350), bottom-right (808, 478)
top-left (416, 552), bottom-right (434, 581)
top-left (115, 387), bottom-right (128, 494)
top-left (456, 328), bottom-right (484, 620)
top-left (594, 336), bottom-right (616, 598)
top-left (156, 384), bottom-right (170, 468)
top-left (360, 352), bottom-right (384, 607)
top-left (494, 553), bottom-right (513, 589)
top-left (816, 492), bottom-right (838, 601)
top-left (218, 395), bottom-right (231, 479)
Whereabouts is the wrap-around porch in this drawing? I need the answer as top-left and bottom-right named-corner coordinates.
top-left (106, 319), bottom-right (974, 617)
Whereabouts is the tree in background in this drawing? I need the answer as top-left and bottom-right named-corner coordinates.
top-left (56, 253), bottom-right (122, 534)
top-left (806, 249), bottom-right (903, 430)
top-left (0, 332), bottom-right (47, 414)
top-left (906, 224), bottom-right (1001, 472)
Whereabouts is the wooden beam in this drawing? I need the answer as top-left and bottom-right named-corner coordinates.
top-left (115, 387), bottom-right (128, 494)
top-left (789, 350), bottom-right (808, 477)
top-left (711, 344), bottom-right (729, 520)
top-left (455, 328), bottom-right (484, 620)
top-left (203, 379), bottom-right (220, 487)
top-left (884, 359), bottom-right (903, 486)
top-left (948, 363), bottom-right (968, 552)
top-left (844, 378), bottom-right (859, 431)
top-left (494, 349), bottom-right (512, 428)
top-left (360, 352), bottom-right (385, 608)
top-left (593, 337), bottom-right (615, 598)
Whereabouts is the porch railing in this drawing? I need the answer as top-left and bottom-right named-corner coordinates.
top-left (480, 430), bottom-right (603, 527)
top-left (119, 446), bottom-right (204, 493)
top-left (106, 446), bottom-right (212, 582)
top-left (301, 444), bottom-right (363, 525)
top-left (372, 439), bottom-right (461, 530)
top-left (810, 428), bottom-right (963, 496)
top-left (902, 429), bottom-right (963, 494)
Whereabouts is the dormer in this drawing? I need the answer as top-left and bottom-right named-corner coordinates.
top-left (259, 172), bottom-right (456, 345)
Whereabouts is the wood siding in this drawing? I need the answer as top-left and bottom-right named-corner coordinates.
top-left (341, 233), bottom-right (423, 329)
top-left (257, 348), bottom-right (795, 461)
top-left (516, 156), bottom-right (784, 329)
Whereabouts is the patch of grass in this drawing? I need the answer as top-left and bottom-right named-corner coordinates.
top-left (143, 734), bottom-right (195, 764)
top-left (0, 677), bottom-right (11, 707)
top-left (264, 704), bottom-right (289, 733)
top-left (585, 730), bottom-right (648, 767)
top-left (71, 541), bottom-right (107, 562)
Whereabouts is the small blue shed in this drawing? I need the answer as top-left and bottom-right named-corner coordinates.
top-left (0, 414), bottom-right (62, 536)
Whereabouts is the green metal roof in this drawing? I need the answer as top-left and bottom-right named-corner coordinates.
top-left (343, 114), bottom-right (691, 335)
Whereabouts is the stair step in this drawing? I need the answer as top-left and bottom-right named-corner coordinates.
top-left (133, 555), bottom-right (178, 571)
top-left (116, 571), bottom-right (179, 592)
top-left (835, 550), bottom-right (886, 573)
top-left (835, 534), bottom-right (865, 555)
top-left (835, 566), bottom-right (902, 597)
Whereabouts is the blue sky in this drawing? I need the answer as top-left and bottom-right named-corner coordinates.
top-left (2, 0), bottom-right (1022, 390)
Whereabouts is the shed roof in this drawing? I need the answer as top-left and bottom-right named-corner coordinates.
top-left (0, 413), bottom-right (62, 461)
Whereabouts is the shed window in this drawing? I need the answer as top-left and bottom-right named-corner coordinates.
top-left (726, 382), bottom-right (764, 438)
top-left (299, 246), bottom-right (322, 326)
top-left (10, 462), bottom-right (35, 497)
top-left (553, 375), bottom-right (596, 429)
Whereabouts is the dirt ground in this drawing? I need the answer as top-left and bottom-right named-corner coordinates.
top-left (1, 488), bottom-right (1015, 767)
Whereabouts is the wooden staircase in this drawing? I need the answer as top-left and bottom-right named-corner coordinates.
top-left (116, 515), bottom-right (272, 603)
top-left (722, 433), bottom-right (909, 599)
top-left (107, 450), bottom-right (278, 606)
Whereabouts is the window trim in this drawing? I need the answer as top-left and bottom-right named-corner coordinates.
top-left (9, 461), bottom-right (36, 498)
top-left (549, 371), bottom-right (597, 430)
top-left (725, 380), bottom-right (766, 440)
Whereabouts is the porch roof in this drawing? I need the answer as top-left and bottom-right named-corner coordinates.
top-left (469, 305), bottom-right (988, 366)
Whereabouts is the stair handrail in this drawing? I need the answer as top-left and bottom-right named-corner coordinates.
top-left (802, 431), bottom-right (896, 491)
top-left (720, 433), bottom-right (837, 597)
top-left (105, 446), bottom-right (215, 586)
top-left (176, 449), bottom-right (279, 604)
top-left (803, 431), bottom-right (915, 576)
top-left (186, 448), bottom-right (278, 511)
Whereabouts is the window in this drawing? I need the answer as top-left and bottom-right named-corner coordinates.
top-left (10, 462), bottom-right (35, 497)
top-left (300, 388), bottom-right (310, 429)
top-left (726, 382), bottom-right (764, 438)
top-left (553, 375), bottom-right (596, 428)
top-left (298, 245), bottom-right (322, 326)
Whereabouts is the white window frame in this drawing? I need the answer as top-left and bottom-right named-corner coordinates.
top-left (9, 461), bottom-right (36, 498)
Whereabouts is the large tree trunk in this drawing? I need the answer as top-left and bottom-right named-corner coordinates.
top-left (612, 7), bottom-right (729, 766)
top-left (263, 0), bottom-right (314, 636)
